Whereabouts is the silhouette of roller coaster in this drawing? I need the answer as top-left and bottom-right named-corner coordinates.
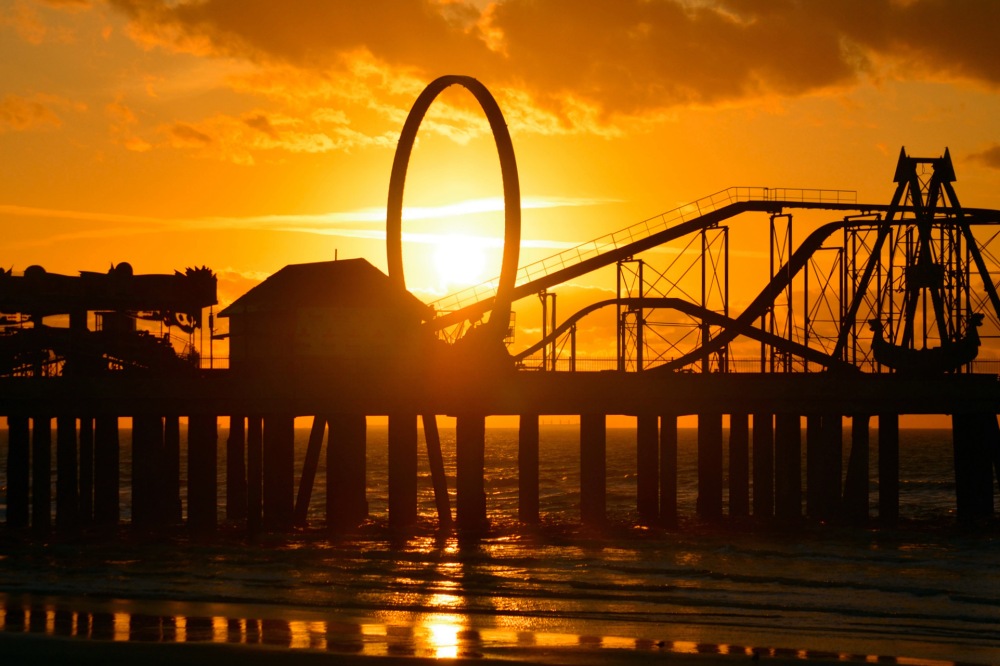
top-left (422, 142), bottom-right (1000, 375)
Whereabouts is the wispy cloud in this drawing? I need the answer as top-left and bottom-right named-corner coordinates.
top-left (0, 195), bottom-right (618, 248)
top-left (0, 194), bottom-right (615, 227)
top-left (0, 93), bottom-right (81, 133)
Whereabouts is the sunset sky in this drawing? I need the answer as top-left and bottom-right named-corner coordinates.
top-left (3, 0), bottom-right (1000, 363)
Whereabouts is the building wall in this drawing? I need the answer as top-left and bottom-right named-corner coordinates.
top-left (228, 306), bottom-right (425, 372)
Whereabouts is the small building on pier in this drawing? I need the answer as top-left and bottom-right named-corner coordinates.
top-left (219, 259), bottom-right (432, 373)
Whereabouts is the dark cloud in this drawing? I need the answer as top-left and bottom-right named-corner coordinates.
top-left (489, 0), bottom-right (859, 114)
top-left (169, 122), bottom-right (213, 146)
top-left (812, 0), bottom-right (1000, 85)
top-left (108, 0), bottom-right (495, 74)
top-left (491, 0), bottom-right (1000, 115)
top-left (969, 145), bottom-right (1000, 170)
top-left (106, 0), bottom-right (1000, 121)
top-left (243, 113), bottom-right (279, 139)
top-left (0, 94), bottom-right (62, 133)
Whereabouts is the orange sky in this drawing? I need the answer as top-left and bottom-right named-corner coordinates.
top-left (3, 0), bottom-right (1000, 371)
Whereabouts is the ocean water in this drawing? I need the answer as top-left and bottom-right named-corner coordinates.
top-left (0, 425), bottom-right (998, 664)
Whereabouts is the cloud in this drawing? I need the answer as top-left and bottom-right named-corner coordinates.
top-left (969, 144), bottom-right (1000, 170)
top-left (168, 122), bottom-right (213, 146)
top-left (0, 195), bottom-right (614, 254)
top-left (41, 0), bottom-right (91, 7)
top-left (243, 113), bottom-right (278, 139)
top-left (488, 0), bottom-right (1000, 117)
top-left (154, 111), bottom-right (386, 163)
top-left (104, 0), bottom-right (1000, 132)
top-left (2, 0), bottom-right (85, 44)
top-left (0, 93), bottom-right (65, 132)
top-left (106, 98), bottom-right (154, 150)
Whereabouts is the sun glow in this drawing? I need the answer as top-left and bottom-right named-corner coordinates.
top-left (432, 234), bottom-right (489, 289)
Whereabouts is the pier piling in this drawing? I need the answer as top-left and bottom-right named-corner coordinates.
top-left (659, 414), bottom-right (678, 528)
top-left (188, 414), bottom-right (218, 534)
top-left (262, 415), bottom-right (294, 530)
top-left (580, 413), bottom-right (606, 525)
top-left (774, 413), bottom-right (802, 522)
top-left (952, 412), bottom-right (997, 523)
top-left (696, 413), bottom-right (723, 521)
top-left (636, 414), bottom-right (659, 521)
top-left (226, 415), bottom-right (247, 523)
top-left (328, 413), bottom-right (368, 530)
top-left (456, 414), bottom-right (488, 530)
top-left (31, 416), bottom-right (52, 532)
top-left (878, 413), bottom-right (899, 525)
top-left (729, 413), bottom-right (750, 519)
top-left (93, 415), bottom-right (120, 527)
top-left (806, 414), bottom-right (842, 522)
top-left (79, 417), bottom-right (94, 524)
top-left (518, 414), bottom-right (540, 524)
top-left (6, 415), bottom-right (30, 529)
top-left (752, 413), bottom-right (774, 521)
top-left (246, 416), bottom-right (263, 534)
top-left (55, 415), bottom-right (79, 530)
top-left (388, 413), bottom-right (418, 528)
top-left (164, 415), bottom-right (182, 522)
top-left (131, 414), bottom-right (164, 529)
top-left (843, 415), bottom-right (871, 524)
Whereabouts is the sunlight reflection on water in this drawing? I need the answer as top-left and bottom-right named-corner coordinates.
top-left (0, 595), bottom-right (970, 666)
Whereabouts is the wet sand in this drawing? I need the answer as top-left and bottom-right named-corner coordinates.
top-left (0, 590), bottom-right (983, 666)
top-left (0, 630), bottom-right (852, 666)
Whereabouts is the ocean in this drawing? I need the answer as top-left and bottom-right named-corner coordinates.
top-left (1, 425), bottom-right (998, 665)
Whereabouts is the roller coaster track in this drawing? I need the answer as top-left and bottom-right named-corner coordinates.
top-left (512, 296), bottom-right (856, 371)
top-left (646, 218), bottom-right (848, 373)
top-left (429, 186), bottom-right (863, 330)
top-left (429, 183), bottom-right (1000, 370)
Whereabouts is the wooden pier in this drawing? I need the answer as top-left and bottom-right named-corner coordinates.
top-left (3, 369), bottom-right (998, 535)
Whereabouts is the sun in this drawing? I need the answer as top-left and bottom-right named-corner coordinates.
top-left (433, 234), bottom-right (488, 290)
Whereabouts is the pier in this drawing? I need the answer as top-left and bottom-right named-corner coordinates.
top-left (3, 76), bottom-right (1000, 537)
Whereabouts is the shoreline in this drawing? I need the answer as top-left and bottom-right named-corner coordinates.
top-left (0, 593), bottom-right (987, 666)
top-left (0, 629), bottom-right (879, 666)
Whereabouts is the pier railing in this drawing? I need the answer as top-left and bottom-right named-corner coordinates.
top-left (430, 187), bottom-right (857, 317)
top-left (517, 354), bottom-right (1000, 375)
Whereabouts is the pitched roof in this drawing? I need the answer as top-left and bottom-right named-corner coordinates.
top-left (218, 259), bottom-right (432, 321)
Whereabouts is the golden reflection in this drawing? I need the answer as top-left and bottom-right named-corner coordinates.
top-left (288, 620), bottom-right (310, 649)
top-left (213, 616), bottom-right (227, 642)
top-left (360, 623), bottom-right (388, 657)
top-left (480, 628), bottom-right (518, 645)
top-left (0, 600), bottom-right (968, 666)
top-left (423, 618), bottom-right (460, 659)
top-left (534, 632), bottom-right (577, 647)
top-left (601, 635), bottom-right (634, 649)
top-left (427, 593), bottom-right (461, 610)
top-left (113, 613), bottom-right (129, 641)
top-left (307, 621), bottom-right (326, 649)
top-left (176, 615), bottom-right (187, 642)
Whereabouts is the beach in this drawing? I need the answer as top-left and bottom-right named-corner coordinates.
top-left (1, 426), bottom-right (998, 666)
